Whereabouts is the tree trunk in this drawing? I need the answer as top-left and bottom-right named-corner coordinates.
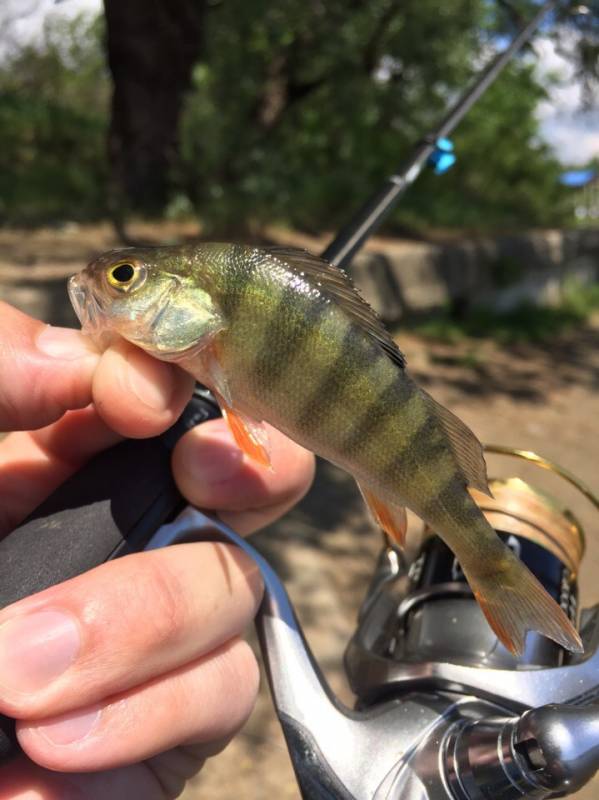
top-left (103, 0), bottom-right (205, 217)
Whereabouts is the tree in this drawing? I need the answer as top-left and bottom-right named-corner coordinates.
top-left (103, 0), bottom-right (206, 216)
top-left (393, 61), bottom-right (571, 231)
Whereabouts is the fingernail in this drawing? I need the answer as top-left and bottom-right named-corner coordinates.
top-left (125, 349), bottom-right (174, 412)
top-left (186, 430), bottom-right (244, 483)
top-left (33, 706), bottom-right (101, 746)
top-left (0, 611), bottom-right (80, 694)
top-left (36, 326), bottom-right (98, 360)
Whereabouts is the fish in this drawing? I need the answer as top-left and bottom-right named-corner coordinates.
top-left (68, 243), bottom-right (583, 656)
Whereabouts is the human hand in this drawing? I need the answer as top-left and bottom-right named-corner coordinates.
top-left (0, 302), bottom-right (315, 799)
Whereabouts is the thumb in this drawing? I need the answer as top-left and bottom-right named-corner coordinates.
top-left (0, 302), bottom-right (99, 432)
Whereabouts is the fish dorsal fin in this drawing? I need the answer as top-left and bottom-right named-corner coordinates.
top-left (265, 246), bottom-right (406, 369)
top-left (423, 390), bottom-right (491, 496)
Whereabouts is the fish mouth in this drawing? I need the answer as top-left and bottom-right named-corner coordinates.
top-left (68, 274), bottom-right (88, 327)
top-left (68, 273), bottom-right (107, 339)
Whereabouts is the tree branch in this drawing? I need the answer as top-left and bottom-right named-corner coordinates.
top-left (363, 0), bottom-right (401, 74)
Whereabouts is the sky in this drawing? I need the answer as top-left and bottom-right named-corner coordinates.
top-left (3, 0), bottom-right (598, 167)
top-left (1, 0), bottom-right (98, 49)
top-left (534, 35), bottom-right (599, 165)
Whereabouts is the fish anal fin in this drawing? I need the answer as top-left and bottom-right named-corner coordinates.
top-left (358, 481), bottom-right (407, 546)
top-left (221, 404), bottom-right (272, 469)
top-left (423, 390), bottom-right (491, 497)
top-left (463, 546), bottom-right (583, 656)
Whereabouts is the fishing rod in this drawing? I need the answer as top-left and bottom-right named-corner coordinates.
top-left (322, 0), bottom-right (562, 269)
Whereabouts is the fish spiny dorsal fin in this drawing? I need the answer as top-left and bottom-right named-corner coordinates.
top-left (265, 246), bottom-right (406, 369)
top-left (422, 389), bottom-right (491, 497)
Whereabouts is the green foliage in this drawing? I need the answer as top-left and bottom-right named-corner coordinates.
top-left (395, 61), bottom-right (571, 231)
top-left (561, 277), bottom-right (599, 316)
top-left (409, 282), bottom-right (599, 344)
top-left (178, 0), bottom-right (572, 233)
top-left (0, 14), bottom-right (109, 224)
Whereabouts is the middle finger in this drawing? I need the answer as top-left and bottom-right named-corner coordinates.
top-left (0, 543), bottom-right (262, 720)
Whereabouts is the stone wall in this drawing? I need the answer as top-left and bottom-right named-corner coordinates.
top-left (353, 229), bottom-right (599, 323)
top-left (2, 227), bottom-right (599, 329)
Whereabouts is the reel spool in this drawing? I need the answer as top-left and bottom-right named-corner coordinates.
top-left (472, 445), bottom-right (594, 578)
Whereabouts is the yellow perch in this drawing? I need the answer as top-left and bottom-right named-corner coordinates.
top-left (68, 243), bottom-right (582, 656)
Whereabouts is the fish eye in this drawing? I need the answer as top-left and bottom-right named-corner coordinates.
top-left (106, 261), bottom-right (145, 292)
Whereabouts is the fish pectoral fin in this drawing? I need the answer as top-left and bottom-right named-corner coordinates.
top-left (357, 481), bottom-right (407, 546)
top-left (206, 347), bottom-right (271, 469)
top-left (220, 403), bottom-right (272, 469)
top-left (462, 545), bottom-right (583, 656)
top-left (200, 343), bottom-right (233, 407)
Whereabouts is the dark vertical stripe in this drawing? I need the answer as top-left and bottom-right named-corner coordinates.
top-left (252, 284), bottom-right (328, 390)
top-left (340, 374), bottom-right (403, 454)
top-left (218, 247), bottom-right (259, 320)
top-left (421, 474), bottom-right (476, 523)
top-left (296, 326), bottom-right (362, 432)
top-left (381, 414), bottom-right (444, 481)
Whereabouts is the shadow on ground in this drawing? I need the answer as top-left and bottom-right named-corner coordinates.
top-left (404, 323), bottom-right (599, 403)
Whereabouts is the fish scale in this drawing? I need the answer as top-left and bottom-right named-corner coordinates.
top-left (68, 242), bottom-right (583, 658)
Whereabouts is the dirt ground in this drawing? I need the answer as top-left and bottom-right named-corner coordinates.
top-left (1, 225), bottom-right (598, 799)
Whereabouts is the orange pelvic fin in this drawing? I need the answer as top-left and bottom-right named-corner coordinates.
top-left (221, 404), bottom-right (271, 469)
top-left (357, 481), bottom-right (408, 546)
top-left (463, 546), bottom-right (583, 656)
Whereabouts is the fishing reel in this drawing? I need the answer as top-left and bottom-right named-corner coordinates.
top-left (138, 439), bottom-right (599, 800)
top-left (341, 445), bottom-right (599, 799)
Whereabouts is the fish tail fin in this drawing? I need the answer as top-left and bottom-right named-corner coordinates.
top-left (463, 545), bottom-right (583, 656)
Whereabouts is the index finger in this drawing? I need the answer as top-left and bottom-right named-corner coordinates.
top-left (0, 303), bottom-right (194, 532)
